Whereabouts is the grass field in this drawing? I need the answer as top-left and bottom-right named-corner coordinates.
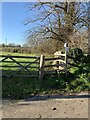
top-left (1, 52), bottom-right (90, 99)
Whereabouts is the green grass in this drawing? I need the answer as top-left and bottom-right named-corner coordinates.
top-left (2, 77), bottom-right (41, 99)
top-left (1, 52), bottom-right (90, 99)
top-left (1, 52), bottom-right (37, 56)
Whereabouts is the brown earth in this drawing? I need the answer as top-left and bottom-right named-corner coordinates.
top-left (2, 92), bottom-right (89, 118)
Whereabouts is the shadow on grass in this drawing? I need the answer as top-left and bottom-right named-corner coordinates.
top-left (2, 69), bottom-right (90, 100)
top-left (2, 69), bottom-right (41, 99)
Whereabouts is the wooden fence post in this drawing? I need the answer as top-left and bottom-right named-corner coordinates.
top-left (39, 55), bottom-right (45, 81)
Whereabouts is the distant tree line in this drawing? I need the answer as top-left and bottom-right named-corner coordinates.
top-left (0, 43), bottom-right (21, 47)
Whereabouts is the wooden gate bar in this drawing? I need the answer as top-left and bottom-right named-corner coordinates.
top-left (0, 55), bottom-right (40, 59)
top-left (0, 56), bottom-right (8, 62)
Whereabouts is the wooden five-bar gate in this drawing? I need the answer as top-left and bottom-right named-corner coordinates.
top-left (0, 55), bottom-right (40, 78)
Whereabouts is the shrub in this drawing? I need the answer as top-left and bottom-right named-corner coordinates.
top-left (69, 48), bottom-right (84, 63)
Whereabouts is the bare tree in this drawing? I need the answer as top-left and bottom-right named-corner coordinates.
top-left (25, 2), bottom-right (89, 50)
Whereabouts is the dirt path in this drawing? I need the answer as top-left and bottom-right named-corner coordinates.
top-left (2, 94), bottom-right (89, 118)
